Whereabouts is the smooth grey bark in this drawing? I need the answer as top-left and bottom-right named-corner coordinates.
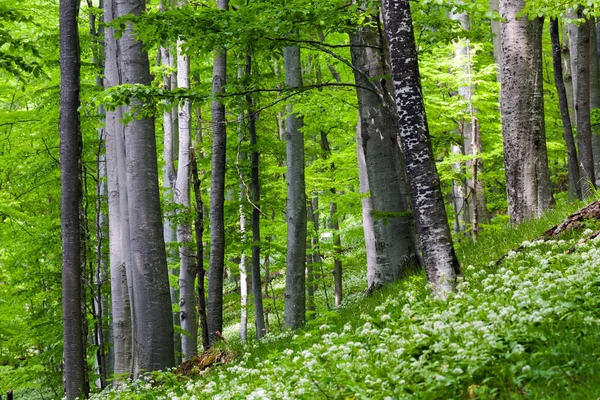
top-left (159, 44), bottom-right (182, 365)
top-left (239, 197), bottom-right (248, 341)
top-left (175, 36), bottom-right (198, 359)
top-left (283, 45), bottom-right (307, 329)
top-left (59, 0), bottom-right (87, 396)
top-left (245, 55), bottom-right (266, 340)
top-left (550, 18), bottom-right (582, 201)
top-left (573, 12), bottom-right (596, 196)
top-left (103, 0), bottom-right (133, 377)
top-left (589, 22), bottom-right (600, 185)
top-left (489, 0), bottom-right (502, 79)
top-left (356, 121), bottom-right (378, 287)
top-left (207, 0), bottom-right (229, 344)
top-left (350, 19), bottom-right (419, 290)
top-left (114, 0), bottom-right (174, 374)
top-left (563, 23), bottom-right (576, 126)
top-left (382, 0), bottom-right (461, 294)
top-left (499, 0), bottom-right (554, 224)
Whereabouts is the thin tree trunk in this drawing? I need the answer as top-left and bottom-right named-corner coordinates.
top-left (175, 33), bottom-right (198, 360)
top-left (283, 45), bottom-right (307, 329)
top-left (191, 152), bottom-right (209, 351)
top-left (589, 21), bottom-right (600, 185)
top-left (355, 120), bottom-right (378, 288)
top-left (246, 55), bottom-right (266, 340)
top-left (60, 0), bottom-right (87, 395)
top-left (207, 0), bottom-right (229, 344)
top-left (499, 0), bottom-right (554, 224)
top-left (114, 0), bottom-right (174, 374)
top-left (573, 11), bottom-right (596, 196)
top-left (350, 16), bottom-right (419, 290)
top-left (381, 0), bottom-right (461, 294)
top-left (489, 0), bottom-right (502, 80)
top-left (550, 18), bottom-right (582, 200)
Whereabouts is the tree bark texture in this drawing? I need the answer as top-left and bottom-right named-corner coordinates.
top-left (160, 44), bottom-right (182, 365)
top-left (350, 19), bottom-right (419, 291)
top-left (283, 45), bottom-right (307, 329)
top-left (59, 0), bottom-right (87, 396)
top-left (573, 12), bottom-right (596, 196)
top-left (175, 36), bottom-right (198, 360)
top-left (207, 0), bottom-right (229, 344)
top-left (103, 0), bottom-right (133, 377)
top-left (381, 0), bottom-right (461, 294)
top-left (550, 18), bottom-right (582, 201)
top-left (355, 121), bottom-right (378, 287)
top-left (589, 23), bottom-right (600, 182)
top-left (113, 0), bottom-right (174, 374)
top-left (489, 0), bottom-right (502, 80)
top-left (246, 55), bottom-right (266, 340)
top-left (499, 0), bottom-right (554, 224)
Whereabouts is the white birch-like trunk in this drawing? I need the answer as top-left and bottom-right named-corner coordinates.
top-left (175, 34), bottom-right (198, 360)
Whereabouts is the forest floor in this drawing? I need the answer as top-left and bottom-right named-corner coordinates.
top-left (91, 199), bottom-right (600, 400)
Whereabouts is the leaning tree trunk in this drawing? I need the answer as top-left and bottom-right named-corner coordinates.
top-left (114, 0), bottom-right (174, 375)
top-left (59, 0), bottom-right (87, 396)
top-left (381, 0), bottom-right (461, 294)
top-left (207, 0), bottom-right (229, 344)
top-left (573, 12), bottom-right (595, 196)
top-left (283, 45), bottom-right (307, 329)
top-left (350, 17), bottom-right (419, 291)
top-left (175, 32), bottom-right (198, 360)
top-left (550, 18), bottom-right (582, 201)
top-left (246, 55), bottom-right (266, 340)
top-left (499, 0), bottom-right (554, 224)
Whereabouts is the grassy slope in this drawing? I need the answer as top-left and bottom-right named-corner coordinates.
top-left (93, 198), bottom-right (600, 399)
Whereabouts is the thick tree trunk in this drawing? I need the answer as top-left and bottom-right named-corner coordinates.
top-left (207, 0), bottom-right (229, 344)
top-left (247, 55), bottom-right (266, 340)
top-left (103, 0), bottom-right (133, 377)
top-left (573, 12), bottom-right (596, 196)
top-left (283, 45), bottom-right (307, 329)
top-left (499, 0), bottom-right (554, 224)
top-left (550, 18), bottom-right (582, 201)
top-left (381, 0), bottom-right (461, 294)
top-left (355, 121), bottom-right (378, 287)
top-left (114, 0), bottom-right (174, 374)
top-left (175, 36), bottom-right (198, 360)
top-left (59, 0), bottom-right (87, 396)
top-left (350, 19), bottom-right (419, 291)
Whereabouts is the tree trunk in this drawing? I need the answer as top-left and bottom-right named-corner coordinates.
top-left (573, 12), bottom-right (596, 196)
top-left (550, 18), bottom-right (582, 201)
top-left (499, 0), bottom-right (554, 224)
top-left (489, 0), bottom-right (502, 80)
top-left (590, 22), bottom-right (600, 182)
top-left (350, 16), bottom-right (419, 290)
top-left (381, 0), bottom-right (461, 294)
top-left (103, 0), bottom-right (133, 377)
top-left (355, 120), bottom-right (378, 288)
top-left (246, 55), bottom-right (266, 340)
top-left (175, 34), bottom-right (198, 360)
top-left (114, 0), bottom-right (174, 374)
top-left (159, 43), bottom-right (182, 365)
top-left (283, 45), bottom-right (307, 329)
top-left (207, 0), bottom-right (229, 344)
top-left (60, 0), bottom-right (87, 396)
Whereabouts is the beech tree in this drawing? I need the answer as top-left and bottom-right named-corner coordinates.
top-left (499, 0), bottom-right (553, 224)
top-left (59, 0), bottom-right (87, 396)
top-left (381, 0), bottom-right (462, 293)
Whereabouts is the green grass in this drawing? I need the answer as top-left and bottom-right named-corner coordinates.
top-left (91, 197), bottom-right (600, 399)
